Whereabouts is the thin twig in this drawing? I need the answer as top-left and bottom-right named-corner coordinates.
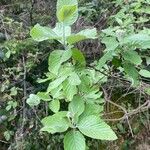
top-left (102, 87), bottom-right (150, 137)
top-left (0, 139), bottom-right (9, 144)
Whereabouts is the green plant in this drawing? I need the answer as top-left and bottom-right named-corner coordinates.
top-left (98, 0), bottom-right (150, 86)
top-left (27, 0), bottom-right (117, 149)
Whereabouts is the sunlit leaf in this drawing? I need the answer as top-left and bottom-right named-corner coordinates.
top-left (122, 50), bottom-right (142, 65)
top-left (26, 94), bottom-right (40, 107)
top-left (30, 24), bottom-right (59, 42)
top-left (57, 0), bottom-right (78, 25)
top-left (64, 130), bottom-right (85, 150)
top-left (67, 28), bottom-right (97, 44)
top-left (49, 100), bottom-right (60, 113)
top-left (139, 69), bottom-right (150, 78)
top-left (41, 112), bottom-right (69, 134)
top-left (78, 115), bottom-right (117, 140)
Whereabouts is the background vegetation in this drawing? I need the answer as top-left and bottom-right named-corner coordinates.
top-left (0, 0), bottom-right (150, 149)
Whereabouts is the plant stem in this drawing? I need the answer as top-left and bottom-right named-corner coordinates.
top-left (62, 22), bottom-right (66, 50)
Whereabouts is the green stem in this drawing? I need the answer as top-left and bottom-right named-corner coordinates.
top-left (62, 22), bottom-right (66, 50)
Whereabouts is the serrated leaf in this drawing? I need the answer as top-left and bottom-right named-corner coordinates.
top-left (30, 24), bottom-right (59, 42)
top-left (102, 27), bottom-right (116, 36)
top-left (59, 64), bottom-right (74, 77)
top-left (125, 34), bottom-right (150, 43)
top-left (57, 0), bottom-right (78, 9)
top-left (81, 85), bottom-right (103, 102)
top-left (61, 49), bottom-right (72, 63)
top-left (123, 62), bottom-right (139, 85)
top-left (53, 22), bottom-right (71, 37)
top-left (69, 96), bottom-right (85, 117)
top-left (68, 72), bottom-right (81, 85)
top-left (67, 28), bottom-right (97, 44)
top-left (62, 79), bottom-right (77, 101)
top-left (26, 94), bottom-right (40, 107)
top-left (64, 130), bottom-right (85, 150)
top-left (48, 50), bottom-right (72, 75)
top-left (30, 23), bottom-right (72, 43)
top-left (78, 115), bottom-right (117, 140)
top-left (80, 103), bottom-right (103, 119)
top-left (72, 48), bottom-right (86, 67)
top-left (41, 112), bottom-right (69, 134)
top-left (97, 51), bottom-right (114, 70)
top-left (78, 75), bottom-right (91, 94)
top-left (57, 5), bottom-right (78, 25)
top-left (53, 23), bottom-right (71, 44)
top-left (122, 51), bottom-right (142, 65)
top-left (47, 76), bottom-right (67, 93)
top-left (84, 88), bottom-right (102, 100)
top-left (37, 92), bottom-right (51, 101)
top-left (48, 50), bottom-right (64, 74)
top-left (101, 37), bottom-right (119, 51)
top-left (57, 0), bottom-right (78, 25)
top-left (123, 33), bottom-right (150, 49)
top-left (139, 69), bottom-right (150, 78)
top-left (51, 85), bottom-right (63, 99)
top-left (49, 100), bottom-right (60, 113)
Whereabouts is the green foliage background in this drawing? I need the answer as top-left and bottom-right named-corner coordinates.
top-left (0, 0), bottom-right (150, 150)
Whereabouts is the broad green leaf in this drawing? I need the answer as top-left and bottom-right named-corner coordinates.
top-left (41, 112), bottom-right (69, 134)
top-left (97, 51), bottom-right (114, 70)
top-left (61, 49), bottom-right (72, 63)
top-left (30, 24), bottom-right (59, 42)
top-left (48, 50), bottom-right (72, 75)
top-left (53, 23), bottom-right (71, 44)
top-left (57, 0), bottom-right (78, 9)
top-left (30, 23), bottom-right (72, 43)
top-left (37, 92), bottom-right (51, 101)
top-left (84, 87), bottom-right (102, 101)
top-left (59, 64), bottom-right (74, 77)
top-left (26, 94), bottom-right (40, 107)
top-left (86, 69), bottom-right (107, 84)
top-left (123, 62), bottom-right (139, 85)
top-left (57, 0), bottom-right (78, 25)
top-left (122, 51), bottom-right (142, 65)
top-left (124, 34), bottom-right (150, 43)
top-left (72, 48), bottom-right (86, 67)
top-left (80, 103), bottom-right (103, 119)
top-left (67, 28), bottom-right (97, 44)
top-left (139, 69), bottom-right (150, 78)
top-left (64, 130), bottom-right (85, 150)
top-left (78, 115), bottom-right (117, 140)
top-left (53, 23), bottom-right (71, 37)
top-left (47, 76), bottom-right (67, 93)
top-left (69, 96), bottom-right (85, 117)
top-left (78, 75), bottom-right (91, 94)
top-left (48, 50), bottom-right (64, 74)
top-left (101, 37), bottom-right (119, 51)
top-left (123, 33), bottom-right (150, 49)
top-left (49, 100), bottom-right (60, 113)
top-left (51, 85), bottom-right (63, 99)
top-left (57, 5), bottom-right (78, 25)
top-left (68, 72), bottom-right (81, 85)
top-left (63, 79), bottom-right (77, 101)
top-left (102, 27), bottom-right (116, 36)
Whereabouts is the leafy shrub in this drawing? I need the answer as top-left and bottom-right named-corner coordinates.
top-left (27, 0), bottom-right (118, 149)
